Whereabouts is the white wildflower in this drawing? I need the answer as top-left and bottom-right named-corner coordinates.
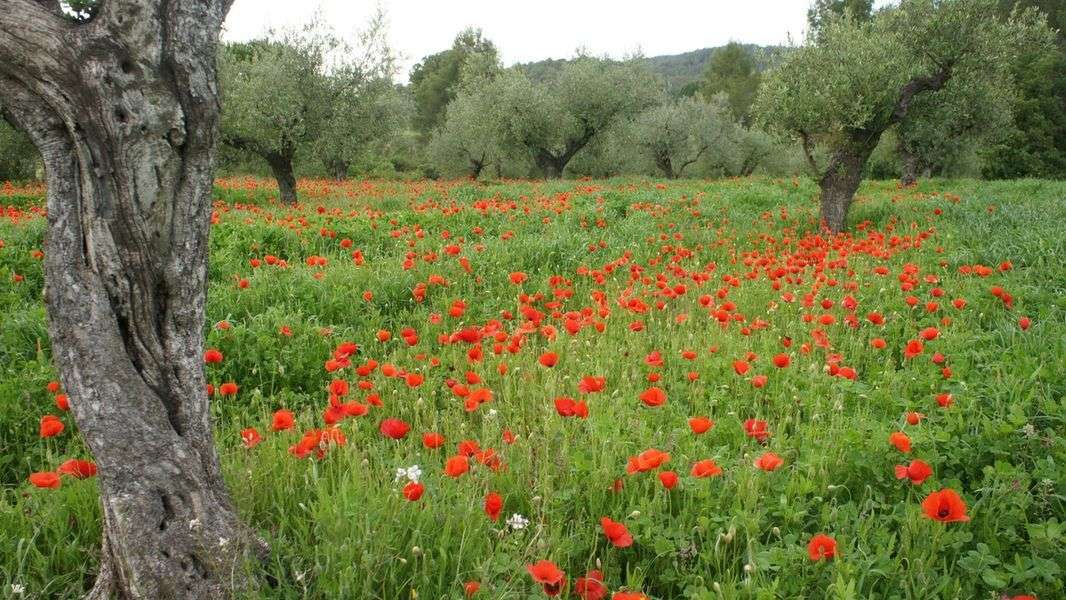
top-left (394, 465), bottom-right (422, 483)
top-left (506, 513), bottom-right (530, 530)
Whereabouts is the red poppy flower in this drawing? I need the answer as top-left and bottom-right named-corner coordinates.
top-left (54, 394), bottom-right (70, 411)
top-left (1018, 316), bottom-right (1031, 331)
top-left (733, 360), bottom-right (750, 375)
top-left (612, 592), bottom-right (649, 600)
top-left (423, 432), bottom-right (445, 449)
top-left (329, 379), bottom-right (350, 397)
top-left (772, 353), bottom-right (790, 368)
top-left (935, 393), bottom-right (953, 408)
top-left (743, 418), bottom-right (770, 442)
top-left (46, 381), bottom-right (61, 394)
top-left (919, 327), bottom-right (940, 341)
top-left (403, 482), bottom-right (424, 501)
top-left (600, 516), bottom-right (633, 547)
top-left (405, 372), bottom-right (425, 387)
top-left (574, 570), bottom-right (607, 600)
top-left (271, 409), bottom-right (295, 432)
top-left (484, 492), bottom-right (503, 521)
top-left (904, 339), bottom-right (924, 359)
top-left (578, 376), bottom-right (606, 394)
top-left (219, 382), bottom-right (239, 396)
top-left (509, 272), bottom-right (528, 284)
top-left (905, 411), bottom-right (925, 426)
top-left (39, 414), bottom-right (64, 438)
top-left (625, 449), bottom-right (670, 474)
top-left (639, 387), bottom-right (666, 407)
top-left (807, 533), bottom-right (838, 560)
top-left (380, 418), bottom-right (411, 440)
top-left (240, 427), bottom-right (262, 448)
top-left (889, 431), bottom-right (912, 453)
top-left (921, 488), bottom-right (970, 522)
top-left (895, 459), bottom-right (933, 484)
top-left (539, 352), bottom-right (558, 367)
top-left (56, 459), bottom-right (97, 478)
top-left (688, 416), bottom-right (714, 434)
top-left (690, 459), bottom-right (723, 478)
top-left (658, 470), bottom-right (679, 489)
top-left (754, 452), bottom-right (783, 471)
top-left (203, 348), bottom-right (223, 364)
top-left (29, 471), bottom-right (61, 489)
top-left (444, 455), bottom-right (470, 478)
top-left (464, 580), bottom-right (481, 597)
top-left (526, 560), bottom-right (566, 596)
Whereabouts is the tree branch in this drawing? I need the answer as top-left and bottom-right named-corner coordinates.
top-left (890, 64), bottom-right (953, 125)
top-left (799, 130), bottom-right (822, 176)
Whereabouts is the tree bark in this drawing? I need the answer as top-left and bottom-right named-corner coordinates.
top-left (0, 2), bottom-right (266, 598)
top-left (901, 155), bottom-right (918, 186)
top-left (899, 142), bottom-right (919, 186)
top-left (535, 151), bottom-right (566, 179)
top-left (818, 131), bottom-right (881, 233)
top-left (267, 154), bottom-right (298, 204)
top-left (469, 158), bottom-right (484, 179)
top-left (329, 159), bottom-right (349, 181)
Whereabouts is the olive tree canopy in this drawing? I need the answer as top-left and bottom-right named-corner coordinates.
top-left (490, 58), bottom-right (661, 178)
top-left (627, 95), bottom-right (736, 179)
top-left (756, 0), bottom-right (1053, 232)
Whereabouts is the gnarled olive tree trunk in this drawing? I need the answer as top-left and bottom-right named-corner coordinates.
top-left (808, 66), bottom-right (952, 233)
top-left (818, 131), bottom-right (881, 233)
top-left (0, 1), bottom-right (266, 598)
top-left (265, 152), bottom-right (298, 204)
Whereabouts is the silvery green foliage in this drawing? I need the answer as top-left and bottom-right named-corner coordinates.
top-left (219, 27), bottom-right (336, 159)
top-left (315, 8), bottom-right (406, 175)
top-left (489, 58), bottom-right (662, 176)
top-left (220, 13), bottom-right (402, 175)
top-left (755, 0), bottom-right (1054, 154)
top-left (426, 83), bottom-right (506, 178)
top-left (627, 95), bottom-right (735, 178)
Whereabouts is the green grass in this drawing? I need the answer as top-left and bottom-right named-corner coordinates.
top-left (1, 176), bottom-right (1063, 599)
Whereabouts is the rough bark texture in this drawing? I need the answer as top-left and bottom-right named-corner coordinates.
top-left (469, 158), bottom-right (485, 179)
top-left (900, 148), bottom-right (919, 186)
top-left (329, 159), bottom-right (349, 181)
top-left (266, 153), bottom-right (297, 204)
top-left (818, 130), bottom-right (881, 233)
top-left (534, 151), bottom-right (567, 179)
top-left (0, 1), bottom-right (267, 598)
top-left (654, 152), bottom-right (677, 179)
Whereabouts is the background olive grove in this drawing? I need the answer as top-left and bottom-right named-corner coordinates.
top-left (1, 0), bottom-right (1062, 188)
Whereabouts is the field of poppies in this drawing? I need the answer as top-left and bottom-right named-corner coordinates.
top-left (1, 176), bottom-right (1063, 599)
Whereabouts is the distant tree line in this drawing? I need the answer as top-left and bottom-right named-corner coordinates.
top-left (1, 0), bottom-right (1062, 218)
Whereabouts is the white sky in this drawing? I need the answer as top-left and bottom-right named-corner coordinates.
top-left (222, 1), bottom-right (875, 83)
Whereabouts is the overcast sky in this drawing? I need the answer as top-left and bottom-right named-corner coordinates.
top-left (222, 0), bottom-right (839, 82)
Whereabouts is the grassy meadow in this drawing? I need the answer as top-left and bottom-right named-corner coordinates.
top-left (1, 176), bottom-right (1064, 599)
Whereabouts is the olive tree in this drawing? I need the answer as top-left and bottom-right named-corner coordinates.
top-left (755, 0), bottom-right (1053, 232)
top-left (897, 76), bottom-right (1013, 183)
top-left (0, 0), bottom-right (266, 597)
top-left (220, 35), bottom-right (333, 203)
top-left (492, 58), bottom-right (661, 178)
top-left (315, 8), bottom-right (404, 179)
top-left (627, 95), bottom-right (735, 179)
top-left (427, 84), bottom-right (506, 178)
